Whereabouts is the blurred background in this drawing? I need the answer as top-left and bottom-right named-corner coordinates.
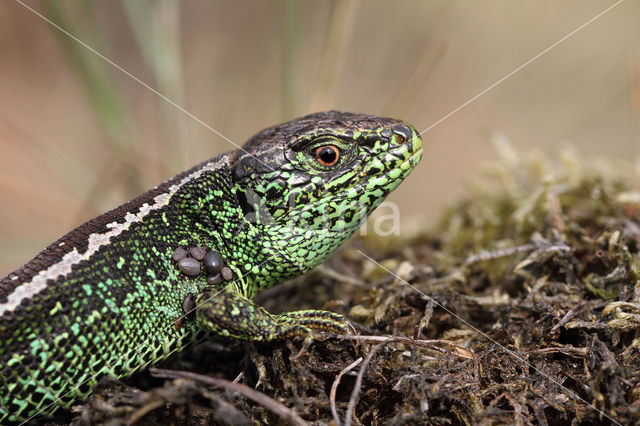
top-left (0, 0), bottom-right (638, 274)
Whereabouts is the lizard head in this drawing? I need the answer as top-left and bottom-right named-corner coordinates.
top-left (230, 111), bottom-right (422, 285)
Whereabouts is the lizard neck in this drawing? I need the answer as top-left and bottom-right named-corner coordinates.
top-left (175, 165), bottom-right (292, 298)
top-left (222, 216), bottom-right (360, 299)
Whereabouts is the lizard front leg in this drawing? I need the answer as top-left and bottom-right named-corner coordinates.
top-left (194, 286), bottom-right (351, 341)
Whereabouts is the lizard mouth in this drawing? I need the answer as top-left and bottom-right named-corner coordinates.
top-left (407, 145), bottom-right (424, 167)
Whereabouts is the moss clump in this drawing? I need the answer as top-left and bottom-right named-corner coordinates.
top-left (72, 149), bottom-right (640, 425)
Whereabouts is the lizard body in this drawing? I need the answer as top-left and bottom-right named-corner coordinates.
top-left (0, 111), bottom-right (422, 423)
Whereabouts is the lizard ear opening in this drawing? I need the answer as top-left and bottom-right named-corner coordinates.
top-left (235, 188), bottom-right (256, 222)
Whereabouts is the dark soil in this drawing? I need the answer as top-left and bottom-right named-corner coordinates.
top-left (58, 153), bottom-right (640, 425)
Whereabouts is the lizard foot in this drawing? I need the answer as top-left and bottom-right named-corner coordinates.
top-left (196, 287), bottom-right (352, 342)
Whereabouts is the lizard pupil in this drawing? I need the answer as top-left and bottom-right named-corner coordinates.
top-left (315, 145), bottom-right (340, 167)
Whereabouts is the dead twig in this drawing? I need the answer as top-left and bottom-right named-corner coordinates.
top-left (551, 302), bottom-right (590, 332)
top-left (318, 266), bottom-right (368, 287)
top-left (337, 334), bottom-right (474, 359)
top-left (232, 371), bottom-right (244, 384)
top-left (344, 339), bottom-right (389, 426)
top-left (125, 400), bottom-right (164, 426)
top-left (330, 357), bottom-right (363, 426)
top-left (527, 346), bottom-right (589, 358)
top-left (464, 244), bottom-right (536, 264)
top-left (150, 368), bottom-right (308, 426)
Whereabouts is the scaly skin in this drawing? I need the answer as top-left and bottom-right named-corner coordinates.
top-left (0, 111), bottom-right (423, 423)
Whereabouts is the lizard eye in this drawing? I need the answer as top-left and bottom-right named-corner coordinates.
top-left (314, 145), bottom-right (340, 167)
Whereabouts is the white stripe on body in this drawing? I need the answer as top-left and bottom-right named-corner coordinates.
top-left (0, 157), bottom-right (226, 316)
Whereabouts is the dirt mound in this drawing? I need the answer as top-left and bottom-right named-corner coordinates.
top-left (69, 151), bottom-right (640, 425)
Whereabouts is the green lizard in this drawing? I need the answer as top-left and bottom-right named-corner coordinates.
top-left (0, 111), bottom-right (423, 423)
